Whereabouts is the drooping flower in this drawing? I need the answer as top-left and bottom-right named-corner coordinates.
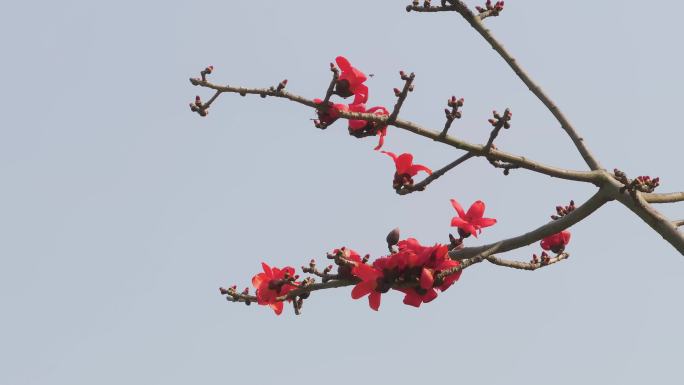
top-left (251, 262), bottom-right (297, 315)
top-left (348, 105), bottom-right (390, 150)
top-left (382, 151), bottom-right (432, 189)
top-left (335, 56), bottom-right (369, 104)
top-left (350, 263), bottom-right (384, 311)
top-left (450, 199), bottom-right (497, 238)
top-left (312, 99), bottom-right (348, 128)
top-left (540, 230), bottom-right (571, 253)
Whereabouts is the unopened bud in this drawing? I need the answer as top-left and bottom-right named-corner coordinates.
top-left (386, 227), bottom-right (401, 247)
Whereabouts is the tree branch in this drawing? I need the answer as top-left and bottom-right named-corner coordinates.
top-left (642, 192), bottom-right (684, 204)
top-left (397, 152), bottom-right (474, 195)
top-left (452, 189), bottom-right (610, 259)
top-left (407, 1), bottom-right (603, 171)
top-left (486, 252), bottom-right (569, 271)
top-left (190, 77), bottom-right (600, 184)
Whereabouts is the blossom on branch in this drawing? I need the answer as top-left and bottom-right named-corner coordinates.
top-left (335, 56), bottom-right (369, 104)
top-left (312, 99), bottom-right (348, 129)
top-left (540, 231), bottom-right (571, 253)
top-left (381, 151), bottom-right (432, 189)
top-left (251, 262), bottom-right (298, 315)
top-left (450, 199), bottom-right (497, 238)
top-left (349, 105), bottom-right (390, 150)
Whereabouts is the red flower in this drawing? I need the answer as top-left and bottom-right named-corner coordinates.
top-left (350, 263), bottom-right (384, 311)
top-left (251, 262), bottom-right (297, 315)
top-left (450, 199), bottom-right (497, 238)
top-left (348, 105), bottom-right (390, 150)
top-left (540, 230), bottom-right (571, 253)
top-left (313, 99), bottom-right (348, 128)
top-left (335, 56), bottom-right (369, 104)
top-left (382, 151), bottom-right (432, 189)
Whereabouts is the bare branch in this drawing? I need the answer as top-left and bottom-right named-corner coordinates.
top-left (486, 253), bottom-right (569, 271)
top-left (674, 220), bottom-right (684, 228)
top-left (407, 1), bottom-right (603, 171)
top-left (642, 192), bottom-right (684, 204)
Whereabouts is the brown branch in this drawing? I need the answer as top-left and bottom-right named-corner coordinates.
top-left (486, 252), bottom-right (569, 271)
top-left (407, 1), bottom-right (603, 171)
top-left (388, 71), bottom-right (415, 124)
top-left (642, 192), bottom-right (684, 204)
top-left (674, 220), bottom-right (684, 228)
top-left (189, 77), bottom-right (600, 184)
top-left (452, 189), bottom-right (610, 259)
top-left (397, 152), bottom-right (474, 195)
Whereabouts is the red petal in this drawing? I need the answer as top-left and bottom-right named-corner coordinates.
top-left (408, 164), bottom-right (432, 176)
top-left (450, 216), bottom-right (469, 228)
top-left (420, 268), bottom-right (434, 290)
top-left (351, 281), bottom-right (374, 299)
top-left (540, 238), bottom-right (551, 250)
top-left (269, 301), bottom-right (284, 315)
top-left (473, 217), bottom-right (497, 228)
top-left (423, 289), bottom-right (438, 303)
top-left (352, 264), bottom-right (381, 281)
top-left (402, 290), bottom-right (422, 307)
top-left (466, 200), bottom-right (486, 220)
top-left (369, 291), bottom-right (381, 311)
top-left (335, 56), bottom-right (352, 72)
top-left (251, 273), bottom-right (264, 288)
top-left (450, 199), bottom-right (466, 218)
top-left (353, 84), bottom-right (369, 104)
top-left (396, 153), bottom-right (414, 175)
top-left (561, 231), bottom-right (572, 244)
top-left (261, 262), bottom-right (273, 277)
top-left (373, 128), bottom-right (387, 151)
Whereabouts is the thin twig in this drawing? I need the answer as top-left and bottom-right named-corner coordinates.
top-left (642, 192), bottom-right (684, 204)
top-left (407, 0), bottom-right (603, 171)
top-left (486, 253), bottom-right (569, 271)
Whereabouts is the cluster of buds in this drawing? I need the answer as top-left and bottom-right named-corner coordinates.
top-left (476, 1), bottom-right (505, 15)
top-left (530, 251), bottom-right (551, 265)
top-left (445, 96), bottom-right (464, 122)
top-left (488, 109), bottom-right (512, 129)
top-left (189, 95), bottom-right (208, 117)
top-left (551, 200), bottom-right (576, 220)
top-left (614, 169), bottom-right (661, 193)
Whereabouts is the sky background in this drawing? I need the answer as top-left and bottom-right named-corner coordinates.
top-left (1, 1), bottom-right (683, 384)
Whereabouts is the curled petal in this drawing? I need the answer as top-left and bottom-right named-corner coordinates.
top-left (420, 268), bottom-right (434, 290)
top-left (369, 291), bottom-right (381, 311)
top-left (423, 288), bottom-right (438, 303)
top-left (465, 200), bottom-right (486, 221)
top-left (395, 153), bottom-right (414, 175)
top-left (408, 164), bottom-right (432, 176)
top-left (269, 301), bottom-right (284, 316)
top-left (402, 290), bottom-right (422, 308)
top-left (261, 262), bottom-right (273, 277)
top-left (473, 217), bottom-right (497, 228)
top-left (450, 199), bottom-right (466, 218)
top-left (374, 127), bottom-right (387, 150)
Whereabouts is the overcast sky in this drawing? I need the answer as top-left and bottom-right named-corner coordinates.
top-left (1, 1), bottom-right (683, 384)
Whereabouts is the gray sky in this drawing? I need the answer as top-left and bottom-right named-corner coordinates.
top-left (1, 1), bottom-right (683, 384)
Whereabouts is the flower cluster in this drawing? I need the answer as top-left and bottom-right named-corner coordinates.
top-left (313, 56), bottom-right (390, 150)
top-left (349, 238), bottom-right (462, 310)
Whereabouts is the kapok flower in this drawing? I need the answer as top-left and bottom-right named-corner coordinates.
top-left (312, 99), bottom-right (348, 128)
top-left (450, 199), bottom-right (497, 238)
top-left (348, 105), bottom-right (390, 150)
top-left (382, 151), bottom-right (432, 189)
top-left (350, 263), bottom-right (384, 311)
top-left (540, 230), bottom-right (571, 253)
top-left (335, 56), bottom-right (369, 104)
top-left (398, 287), bottom-right (438, 308)
top-left (251, 262), bottom-right (297, 315)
